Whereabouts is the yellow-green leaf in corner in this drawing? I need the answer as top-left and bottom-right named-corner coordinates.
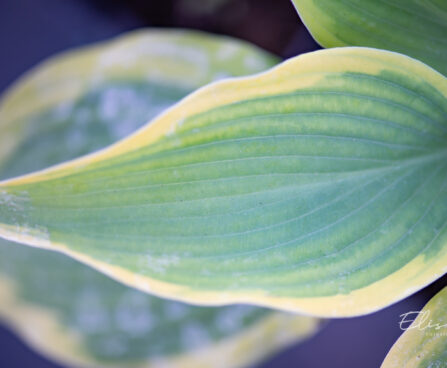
top-left (291, 0), bottom-right (447, 76)
top-left (1, 47), bottom-right (447, 317)
top-left (0, 29), bottom-right (320, 368)
top-left (381, 287), bottom-right (447, 368)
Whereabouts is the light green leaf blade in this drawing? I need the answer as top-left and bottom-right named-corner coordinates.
top-left (1, 47), bottom-right (447, 317)
top-left (381, 286), bottom-right (447, 368)
top-left (291, 0), bottom-right (447, 76)
top-left (0, 29), bottom-right (319, 368)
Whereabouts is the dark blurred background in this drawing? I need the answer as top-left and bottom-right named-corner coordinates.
top-left (0, 0), bottom-right (445, 367)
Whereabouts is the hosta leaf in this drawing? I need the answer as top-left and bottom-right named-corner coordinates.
top-left (0, 47), bottom-right (446, 317)
top-left (291, 0), bottom-right (447, 76)
top-left (0, 29), bottom-right (318, 368)
top-left (381, 287), bottom-right (447, 367)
